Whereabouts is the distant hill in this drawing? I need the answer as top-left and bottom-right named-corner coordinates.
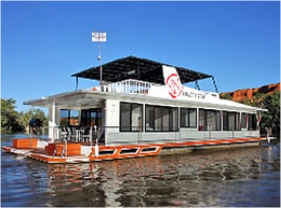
top-left (220, 82), bottom-right (280, 102)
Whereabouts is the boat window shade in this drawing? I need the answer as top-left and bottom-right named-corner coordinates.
top-left (145, 105), bottom-right (178, 132)
top-left (120, 102), bottom-right (143, 132)
top-left (248, 113), bottom-right (257, 131)
top-left (180, 108), bottom-right (197, 128)
top-left (199, 109), bottom-right (221, 131)
top-left (223, 111), bottom-right (240, 131)
top-left (241, 113), bottom-right (247, 128)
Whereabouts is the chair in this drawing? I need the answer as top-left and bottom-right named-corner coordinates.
top-left (80, 126), bottom-right (92, 143)
top-left (66, 126), bottom-right (78, 142)
top-left (60, 127), bottom-right (68, 141)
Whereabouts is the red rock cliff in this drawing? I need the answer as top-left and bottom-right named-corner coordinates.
top-left (220, 82), bottom-right (280, 102)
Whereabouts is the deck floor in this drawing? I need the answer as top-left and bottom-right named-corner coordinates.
top-left (2, 137), bottom-right (263, 164)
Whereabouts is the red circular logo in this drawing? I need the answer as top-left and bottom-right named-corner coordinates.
top-left (165, 73), bottom-right (183, 98)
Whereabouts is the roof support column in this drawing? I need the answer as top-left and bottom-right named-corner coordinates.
top-left (212, 76), bottom-right (219, 93)
top-left (48, 102), bottom-right (57, 143)
top-left (137, 61), bottom-right (140, 80)
top-left (195, 81), bottom-right (200, 90)
top-left (75, 77), bottom-right (79, 90)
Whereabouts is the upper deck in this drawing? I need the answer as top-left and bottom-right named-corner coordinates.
top-left (72, 55), bottom-right (214, 86)
top-left (23, 56), bottom-right (266, 113)
top-left (91, 78), bottom-right (220, 101)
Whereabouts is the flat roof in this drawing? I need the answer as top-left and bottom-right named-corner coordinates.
top-left (72, 56), bottom-right (213, 85)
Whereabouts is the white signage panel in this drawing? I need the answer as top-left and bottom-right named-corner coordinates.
top-left (92, 32), bottom-right (107, 42)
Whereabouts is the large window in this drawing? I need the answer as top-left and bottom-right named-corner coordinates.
top-left (180, 108), bottom-right (197, 128)
top-left (60, 109), bottom-right (80, 126)
top-left (248, 113), bottom-right (257, 131)
top-left (199, 109), bottom-right (221, 131)
top-left (145, 105), bottom-right (178, 132)
top-left (120, 102), bottom-right (143, 132)
top-left (81, 109), bottom-right (102, 127)
top-left (223, 111), bottom-right (240, 131)
top-left (241, 113), bottom-right (247, 128)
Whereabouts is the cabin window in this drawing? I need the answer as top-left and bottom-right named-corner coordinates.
top-left (199, 109), bottom-right (221, 131)
top-left (81, 109), bottom-right (102, 127)
top-left (241, 113), bottom-right (247, 128)
top-left (145, 105), bottom-right (178, 132)
top-left (120, 102), bottom-right (143, 132)
top-left (248, 113), bottom-right (257, 131)
top-left (60, 109), bottom-right (80, 126)
top-left (223, 111), bottom-right (240, 131)
top-left (180, 108), bottom-right (197, 128)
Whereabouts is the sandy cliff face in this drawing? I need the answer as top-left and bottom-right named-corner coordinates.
top-left (220, 82), bottom-right (280, 101)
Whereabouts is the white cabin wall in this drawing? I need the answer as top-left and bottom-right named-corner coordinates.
top-left (105, 99), bottom-right (120, 133)
top-left (102, 92), bottom-right (262, 145)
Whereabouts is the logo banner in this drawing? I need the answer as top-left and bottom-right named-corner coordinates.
top-left (162, 65), bottom-right (183, 99)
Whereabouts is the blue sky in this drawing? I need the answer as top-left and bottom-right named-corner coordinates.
top-left (1, 1), bottom-right (280, 112)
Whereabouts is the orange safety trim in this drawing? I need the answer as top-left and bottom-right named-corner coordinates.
top-left (2, 137), bottom-right (262, 164)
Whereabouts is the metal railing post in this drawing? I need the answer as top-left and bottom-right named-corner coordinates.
top-left (90, 126), bottom-right (93, 147)
top-left (64, 139), bottom-right (67, 157)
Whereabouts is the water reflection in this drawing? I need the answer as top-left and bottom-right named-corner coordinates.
top-left (42, 144), bottom-right (280, 207)
top-left (1, 138), bottom-right (280, 207)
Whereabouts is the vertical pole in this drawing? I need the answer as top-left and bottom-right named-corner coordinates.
top-left (98, 41), bottom-right (103, 88)
top-left (29, 125), bottom-right (31, 149)
top-left (92, 32), bottom-right (106, 89)
top-left (137, 61), bottom-right (140, 80)
top-left (75, 76), bottom-right (78, 91)
top-left (195, 81), bottom-right (200, 90)
top-left (52, 102), bottom-right (56, 143)
top-left (212, 76), bottom-right (219, 93)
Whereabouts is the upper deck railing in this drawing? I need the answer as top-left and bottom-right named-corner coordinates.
top-left (98, 79), bottom-right (158, 95)
top-left (91, 78), bottom-right (220, 99)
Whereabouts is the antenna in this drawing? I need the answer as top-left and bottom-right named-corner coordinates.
top-left (92, 32), bottom-right (107, 87)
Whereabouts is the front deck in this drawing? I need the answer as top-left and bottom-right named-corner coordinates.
top-left (2, 137), bottom-right (263, 164)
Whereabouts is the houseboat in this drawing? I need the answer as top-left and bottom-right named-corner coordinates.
top-left (2, 56), bottom-right (267, 163)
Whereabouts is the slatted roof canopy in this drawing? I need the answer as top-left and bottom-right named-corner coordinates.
top-left (72, 56), bottom-right (212, 85)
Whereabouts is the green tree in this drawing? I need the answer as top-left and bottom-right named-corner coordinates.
top-left (241, 98), bottom-right (252, 106)
top-left (260, 91), bottom-right (280, 136)
top-left (1, 98), bottom-right (48, 134)
top-left (1, 98), bottom-right (21, 133)
top-left (17, 110), bottom-right (32, 129)
top-left (220, 93), bottom-right (232, 100)
top-left (252, 92), bottom-right (267, 108)
top-left (18, 108), bottom-right (48, 133)
top-left (32, 108), bottom-right (48, 126)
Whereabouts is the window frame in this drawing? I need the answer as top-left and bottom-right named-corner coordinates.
top-left (145, 104), bottom-right (179, 132)
top-left (198, 109), bottom-right (221, 131)
top-left (241, 112), bottom-right (247, 128)
top-left (60, 109), bottom-right (80, 126)
top-left (180, 108), bottom-right (197, 128)
top-left (248, 113), bottom-right (257, 131)
top-left (120, 102), bottom-right (143, 132)
top-left (223, 111), bottom-right (241, 131)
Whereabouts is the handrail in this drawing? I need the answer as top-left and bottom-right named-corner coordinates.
top-left (36, 124), bottom-right (258, 147)
top-left (102, 79), bottom-right (153, 95)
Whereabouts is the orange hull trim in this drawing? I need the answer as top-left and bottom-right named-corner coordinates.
top-left (2, 137), bottom-right (262, 164)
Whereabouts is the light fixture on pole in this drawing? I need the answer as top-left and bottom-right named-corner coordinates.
top-left (92, 32), bottom-right (107, 87)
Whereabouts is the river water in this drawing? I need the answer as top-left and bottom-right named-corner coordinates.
top-left (1, 134), bottom-right (280, 207)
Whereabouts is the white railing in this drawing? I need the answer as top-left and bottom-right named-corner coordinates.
top-left (101, 79), bottom-right (153, 95)
top-left (90, 79), bottom-right (220, 101)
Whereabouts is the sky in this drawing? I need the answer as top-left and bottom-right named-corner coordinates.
top-left (1, 1), bottom-right (280, 113)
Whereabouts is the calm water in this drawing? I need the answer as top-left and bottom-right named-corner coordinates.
top-left (1, 134), bottom-right (280, 207)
